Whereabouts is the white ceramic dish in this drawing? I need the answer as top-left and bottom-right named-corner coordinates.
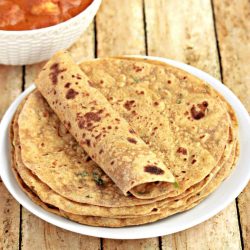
top-left (0, 0), bottom-right (102, 65)
top-left (0, 56), bottom-right (249, 239)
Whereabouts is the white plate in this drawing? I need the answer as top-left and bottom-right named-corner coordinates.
top-left (0, 56), bottom-right (249, 239)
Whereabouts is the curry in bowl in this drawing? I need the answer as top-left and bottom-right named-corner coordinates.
top-left (0, 0), bottom-right (93, 30)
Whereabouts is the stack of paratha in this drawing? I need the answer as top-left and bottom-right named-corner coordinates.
top-left (10, 52), bottom-right (239, 227)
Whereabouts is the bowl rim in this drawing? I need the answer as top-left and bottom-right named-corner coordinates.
top-left (0, 0), bottom-right (102, 35)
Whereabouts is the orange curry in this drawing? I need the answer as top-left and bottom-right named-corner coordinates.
top-left (0, 0), bottom-right (93, 31)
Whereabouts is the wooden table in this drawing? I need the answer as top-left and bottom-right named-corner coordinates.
top-left (0, 0), bottom-right (249, 249)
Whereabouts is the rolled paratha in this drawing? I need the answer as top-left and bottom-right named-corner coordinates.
top-left (35, 52), bottom-right (175, 197)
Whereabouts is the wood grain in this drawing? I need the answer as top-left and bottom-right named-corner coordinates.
top-left (0, 66), bottom-right (22, 249)
top-left (96, 0), bottom-right (158, 248)
top-left (213, 0), bottom-right (250, 249)
top-left (21, 209), bottom-right (100, 250)
top-left (144, 0), bottom-right (242, 248)
top-left (103, 238), bottom-right (159, 250)
top-left (96, 0), bottom-right (145, 57)
top-left (162, 203), bottom-right (241, 250)
top-left (145, 0), bottom-right (220, 78)
top-left (21, 23), bottom-right (100, 250)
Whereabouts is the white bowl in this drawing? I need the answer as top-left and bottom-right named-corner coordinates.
top-left (0, 56), bottom-right (249, 239)
top-left (0, 0), bottom-right (102, 65)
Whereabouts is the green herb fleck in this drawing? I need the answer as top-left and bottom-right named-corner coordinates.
top-left (136, 190), bottom-right (150, 195)
top-left (132, 77), bottom-right (140, 83)
top-left (173, 181), bottom-right (179, 189)
top-left (76, 171), bottom-right (89, 177)
top-left (137, 191), bottom-right (145, 195)
top-left (93, 172), bottom-right (104, 186)
top-left (86, 195), bottom-right (92, 198)
top-left (176, 93), bottom-right (183, 104)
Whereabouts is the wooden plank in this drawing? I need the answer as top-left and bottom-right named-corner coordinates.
top-left (21, 208), bottom-right (100, 250)
top-left (96, 0), bottom-right (158, 248)
top-left (213, 0), bottom-right (250, 249)
top-left (213, 0), bottom-right (250, 112)
top-left (0, 66), bottom-right (22, 249)
top-left (162, 203), bottom-right (241, 250)
top-left (96, 0), bottom-right (145, 57)
top-left (144, 0), bottom-right (242, 249)
top-left (69, 22), bottom-right (95, 63)
top-left (103, 239), bottom-right (159, 250)
top-left (145, 0), bottom-right (220, 78)
top-left (0, 66), bottom-right (23, 118)
top-left (21, 23), bottom-right (101, 250)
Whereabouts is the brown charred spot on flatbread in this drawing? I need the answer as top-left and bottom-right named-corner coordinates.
top-left (133, 64), bottom-right (144, 72)
top-left (191, 159), bottom-right (197, 164)
top-left (99, 149), bottom-right (104, 154)
top-left (152, 208), bottom-right (158, 212)
top-left (85, 139), bottom-right (91, 147)
top-left (63, 121), bottom-right (71, 130)
top-left (95, 133), bottom-right (101, 140)
top-left (190, 101), bottom-right (208, 120)
top-left (110, 160), bottom-right (114, 165)
top-left (88, 80), bottom-right (94, 86)
top-left (77, 110), bottom-right (103, 130)
top-left (49, 63), bottom-right (66, 85)
top-left (76, 74), bottom-right (82, 80)
top-left (135, 90), bottom-right (145, 95)
top-left (177, 147), bottom-right (187, 155)
top-left (65, 88), bottom-right (79, 99)
top-left (129, 128), bottom-right (136, 134)
top-left (64, 82), bottom-right (71, 88)
top-left (127, 137), bottom-right (137, 144)
top-left (228, 127), bottom-right (233, 143)
top-left (154, 101), bottom-right (159, 106)
top-left (124, 100), bottom-right (135, 111)
top-left (167, 80), bottom-right (171, 84)
top-left (144, 165), bottom-right (165, 175)
top-left (85, 156), bottom-right (91, 162)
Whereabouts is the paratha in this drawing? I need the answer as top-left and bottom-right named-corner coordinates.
top-left (11, 93), bottom-right (236, 218)
top-left (9, 54), bottom-right (239, 227)
top-left (35, 52), bottom-right (175, 197)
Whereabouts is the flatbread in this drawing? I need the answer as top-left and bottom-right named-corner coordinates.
top-left (11, 125), bottom-right (238, 226)
top-left (80, 57), bottom-right (232, 199)
top-left (16, 90), bottom-right (234, 207)
top-left (11, 97), bottom-right (236, 218)
top-left (35, 52), bottom-right (175, 197)
top-left (9, 54), bottom-right (239, 227)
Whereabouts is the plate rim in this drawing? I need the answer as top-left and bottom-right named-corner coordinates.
top-left (0, 55), bottom-right (249, 239)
